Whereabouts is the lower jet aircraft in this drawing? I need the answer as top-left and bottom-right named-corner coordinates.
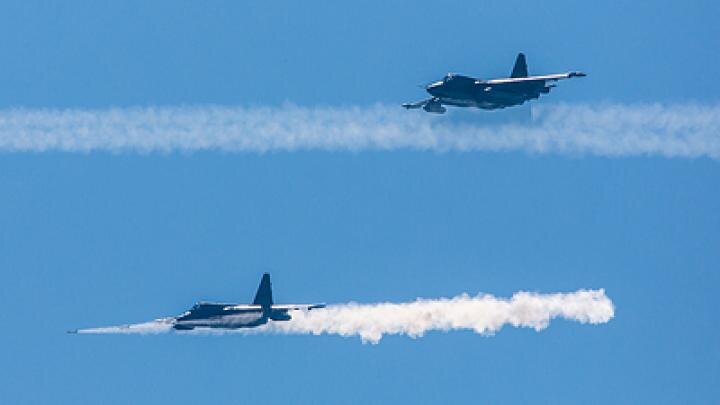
top-left (172, 273), bottom-right (325, 330)
top-left (68, 273), bottom-right (325, 333)
top-left (402, 53), bottom-right (586, 113)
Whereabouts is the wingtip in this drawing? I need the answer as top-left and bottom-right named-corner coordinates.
top-left (308, 303), bottom-right (327, 310)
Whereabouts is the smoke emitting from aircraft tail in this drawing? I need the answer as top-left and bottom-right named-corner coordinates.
top-left (74, 289), bottom-right (614, 343)
top-left (1, 103), bottom-right (718, 158)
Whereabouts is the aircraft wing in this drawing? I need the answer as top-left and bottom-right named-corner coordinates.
top-left (482, 71), bottom-right (586, 85)
top-left (272, 303), bottom-right (326, 311)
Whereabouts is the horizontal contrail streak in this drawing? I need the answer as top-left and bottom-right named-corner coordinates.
top-left (1, 103), bottom-right (718, 158)
top-left (74, 289), bottom-right (614, 343)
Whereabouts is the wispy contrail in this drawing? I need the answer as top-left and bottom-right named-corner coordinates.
top-left (1, 103), bottom-right (718, 158)
top-left (74, 320), bottom-right (174, 335)
top-left (74, 289), bottom-right (614, 343)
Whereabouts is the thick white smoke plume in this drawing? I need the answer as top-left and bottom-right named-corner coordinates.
top-left (74, 289), bottom-right (614, 343)
top-left (2, 103), bottom-right (719, 158)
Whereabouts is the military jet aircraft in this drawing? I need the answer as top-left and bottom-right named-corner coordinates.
top-left (68, 273), bottom-right (325, 333)
top-left (402, 53), bottom-right (586, 113)
top-left (171, 273), bottom-right (325, 330)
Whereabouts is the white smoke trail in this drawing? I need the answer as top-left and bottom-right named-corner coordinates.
top-left (1, 103), bottom-right (718, 158)
top-left (72, 289), bottom-right (614, 343)
top-left (264, 289), bottom-right (613, 343)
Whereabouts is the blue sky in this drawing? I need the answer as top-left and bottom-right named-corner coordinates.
top-left (0, 1), bottom-right (719, 404)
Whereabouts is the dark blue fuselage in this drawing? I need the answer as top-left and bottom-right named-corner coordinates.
top-left (426, 74), bottom-right (546, 110)
top-left (173, 302), bottom-right (290, 330)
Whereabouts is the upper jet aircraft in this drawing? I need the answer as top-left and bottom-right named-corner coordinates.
top-left (172, 273), bottom-right (325, 330)
top-left (68, 273), bottom-right (325, 333)
top-left (402, 53), bottom-right (586, 113)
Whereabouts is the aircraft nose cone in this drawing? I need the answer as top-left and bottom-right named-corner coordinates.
top-left (426, 81), bottom-right (443, 95)
top-left (426, 81), bottom-right (441, 90)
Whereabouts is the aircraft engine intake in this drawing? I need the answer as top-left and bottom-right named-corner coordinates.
top-left (423, 100), bottom-right (447, 114)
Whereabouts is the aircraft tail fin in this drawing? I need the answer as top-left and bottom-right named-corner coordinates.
top-left (252, 273), bottom-right (274, 308)
top-left (511, 53), bottom-right (528, 78)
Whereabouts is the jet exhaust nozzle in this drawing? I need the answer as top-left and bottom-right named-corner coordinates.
top-left (269, 310), bottom-right (292, 321)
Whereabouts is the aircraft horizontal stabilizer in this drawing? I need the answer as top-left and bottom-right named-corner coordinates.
top-left (272, 303), bottom-right (326, 311)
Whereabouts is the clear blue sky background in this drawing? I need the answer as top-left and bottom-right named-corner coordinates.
top-left (0, 1), bottom-right (718, 404)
